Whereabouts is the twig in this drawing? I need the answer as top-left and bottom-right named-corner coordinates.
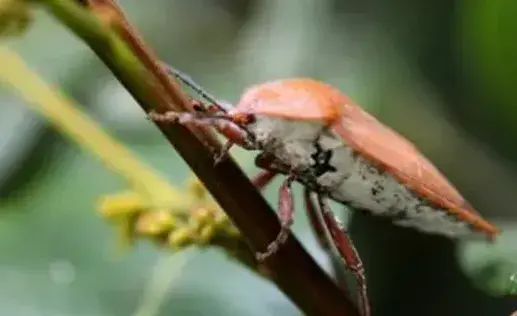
top-left (36, 0), bottom-right (360, 315)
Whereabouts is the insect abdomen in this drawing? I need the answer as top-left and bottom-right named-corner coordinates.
top-left (327, 153), bottom-right (481, 239)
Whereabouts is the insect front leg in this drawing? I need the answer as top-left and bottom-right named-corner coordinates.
top-left (317, 195), bottom-right (371, 316)
top-left (148, 110), bottom-right (254, 164)
top-left (255, 174), bottom-right (296, 262)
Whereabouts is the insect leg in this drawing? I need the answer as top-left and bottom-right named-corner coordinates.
top-left (317, 195), bottom-right (371, 316)
top-left (255, 174), bottom-right (296, 262)
top-left (177, 99), bottom-right (236, 166)
top-left (148, 110), bottom-right (255, 164)
top-left (252, 170), bottom-right (279, 191)
top-left (303, 189), bottom-right (332, 250)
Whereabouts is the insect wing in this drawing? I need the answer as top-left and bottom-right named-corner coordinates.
top-left (331, 103), bottom-right (499, 238)
top-left (232, 79), bottom-right (344, 121)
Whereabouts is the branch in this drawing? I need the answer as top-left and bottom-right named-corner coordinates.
top-left (37, 0), bottom-right (359, 315)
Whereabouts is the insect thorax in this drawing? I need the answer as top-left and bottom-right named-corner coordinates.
top-left (246, 115), bottom-right (353, 186)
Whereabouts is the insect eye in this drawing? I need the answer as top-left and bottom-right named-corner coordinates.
top-left (233, 113), bottom-right (255, 126)
top-left (192, 101), bottom-right (204, 112)
top-left (245, 114), bottom-right (256, 124)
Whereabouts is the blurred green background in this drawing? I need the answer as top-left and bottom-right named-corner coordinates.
top-left (1, 0), bottom-right (517, 315)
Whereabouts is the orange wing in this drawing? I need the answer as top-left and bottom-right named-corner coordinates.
top-left (232, 78), bottom-right (345, 121)
top-left (332, 102), bottom-right (499, 240)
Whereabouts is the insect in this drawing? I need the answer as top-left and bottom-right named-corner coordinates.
top-left (150, 66), bottom-right (500, 316)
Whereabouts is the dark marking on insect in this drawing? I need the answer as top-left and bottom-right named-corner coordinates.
top-left (390, 207), bottom-right (409, 221)
top-left (310, 141), bottom-right (337, 177)
top-left (414, 203), bottom-right (426, 214)
top-left (373, 196), bottom-right (388, 205)
top-left (368, 165), bottom-right (379, 175)
top-left (372, 180), bottom-right (384, 195)
top-left (392, 193), bottom-right (402, 208)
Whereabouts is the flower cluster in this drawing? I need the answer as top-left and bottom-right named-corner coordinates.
top-left (98, 177), bottom-right (260, 271)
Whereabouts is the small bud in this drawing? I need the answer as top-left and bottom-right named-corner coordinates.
top-left (168, 227), bottom-right (194, 249)
top-left (198, 225), bottom-right (215, 244)
top-left (97, 191), bottom-right (144, 219)
top-left (224, 226), bottom-right (242, 238)
top-left (191, 207), bottom-right (214, 226)
top-left (135, 210), bottom-right (175, 236)
top-left (187, 177), bottom-right (206, 200)
top-left (213, 213), bottom-right (229, 226)
top-left (213, 215), bottom-right (239, 236)
top-left (114, 219), bottom-right (136, 250)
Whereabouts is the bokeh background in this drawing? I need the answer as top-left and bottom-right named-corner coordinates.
top-left (1, 0), bottom-right (517, 315)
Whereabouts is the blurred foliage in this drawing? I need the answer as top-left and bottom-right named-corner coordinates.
top-left (0, 0), bottom-right (516, 315)
top-left (0, 0), bottom-right (32, 38)
top-left (459, 226), bottom-right (517, 297)
top-left (459, 0), bottom-right (517, 161)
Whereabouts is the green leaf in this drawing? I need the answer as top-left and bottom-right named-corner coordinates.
top-left (458, 222), bottom-right (517, 297)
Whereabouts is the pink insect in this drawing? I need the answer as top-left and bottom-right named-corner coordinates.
top-left (150, 66), bottom-right (500, 316)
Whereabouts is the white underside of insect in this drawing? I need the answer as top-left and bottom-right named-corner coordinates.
top-left (248, 115), bottom-right (475, 238)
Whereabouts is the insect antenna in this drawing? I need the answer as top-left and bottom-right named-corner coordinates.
top-left (160, 62), bottom-right (231, 113)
